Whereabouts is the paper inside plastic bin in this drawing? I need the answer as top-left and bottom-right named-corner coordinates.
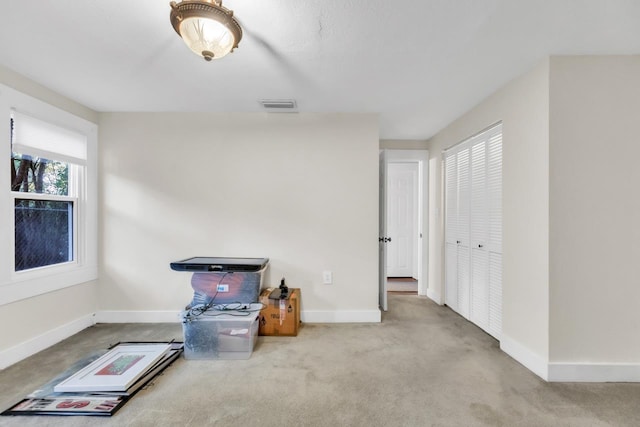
top-left (181, 309), bottom-right (260, 359)
top-left (188, 268), bottom-right (265, 306)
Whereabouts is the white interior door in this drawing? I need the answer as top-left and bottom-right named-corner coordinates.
top-left (487, 131), bottom-right (503, 339)
top-left (444, 155), bottom-right (458, 310)
top-left (470, 140), bottom-right (489, 330)
top-left (379, 149), bottom-right (429, 306)
top-left (386, 162), bottom-right (418, 278)
top-left (379, 151), bottom-right (388, 311)
top-left (456, 148), bottom-right (471, 319)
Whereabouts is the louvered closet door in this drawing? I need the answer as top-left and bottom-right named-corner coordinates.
top-left (444, 154), bottom-right (458, 311)
top-left (444, 123), bottom-right (502, 341)
top-left (456, 148), bottom-right (471, 319)
top-left (487, 130), bottom-right (503, 339)
top-left (470, 140), bottom-right (489, 331)
top-left (444, 147), bottom-right (472, 319)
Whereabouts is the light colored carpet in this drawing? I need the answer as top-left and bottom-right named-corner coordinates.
top-left (1, 294), bottom-right (640, 426)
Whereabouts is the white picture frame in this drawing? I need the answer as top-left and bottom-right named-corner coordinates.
top-left (53, 343), bottom-right (171, 393)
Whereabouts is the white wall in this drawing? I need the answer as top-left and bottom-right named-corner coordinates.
top-left (380, 140), bottom-right (429, 150)
top-left (428, 55), bottom-right (640, 381)
top-left (0, 65), bottom-right (97, 124)
top-left (549, 56), bottom-right (640, 364)
top-left (427, 59), bottom-right (551, 376)
top-left (0, 65), bottom-right (98, 368)
top-left (98, 113), bottom-right (380, 323)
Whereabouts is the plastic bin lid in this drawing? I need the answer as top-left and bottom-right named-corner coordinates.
top-left (170, 257), bottom-right (269, 273)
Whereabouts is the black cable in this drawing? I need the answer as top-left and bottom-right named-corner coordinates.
top-left (184, 273), bottom-right (265, 321)
top-left (184, 272), bottom-right (230, 320)
top-left (200, 302), bottom-right (266, 317)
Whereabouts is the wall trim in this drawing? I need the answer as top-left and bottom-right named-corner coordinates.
top-left (500, 333), bottom-right (549, 381)
top-left (94, 311), bottom-right (183, 323)
top-left (95, 310), bottom-right (382, 324)
top-left (426, 287), bottom-right (443, 305)
top-left (0, 313), bottom-right (95, 369)
top-left (499, 336), bottom-right (640, 382)
top-left (301, 310), bottom-right (381, 323)
top-left (5, 312), bottom-right (640, 382)
top-left (548, 363), bottom-right (640, 382)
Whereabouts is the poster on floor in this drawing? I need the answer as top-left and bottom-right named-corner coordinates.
top-left (3, 396), bottom-right (126, 416)
top-left (53, 343), bottom-right (172, 393)
top-left (1, 341), bottom-right (183, 417)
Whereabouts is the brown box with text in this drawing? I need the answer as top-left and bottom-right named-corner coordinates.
top-left (259, 288), bottom-right (301, 336)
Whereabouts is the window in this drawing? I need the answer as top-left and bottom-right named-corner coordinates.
top-left (11, 115), bottom-right (79, 271)
top-left (1, 84), bottom-right (97, 305)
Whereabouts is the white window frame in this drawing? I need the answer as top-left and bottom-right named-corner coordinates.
top-left (0, 84), bottom-right (97, 306)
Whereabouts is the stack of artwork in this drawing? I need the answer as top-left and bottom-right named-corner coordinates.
top-left (1, 341), bottom-right (183, 417)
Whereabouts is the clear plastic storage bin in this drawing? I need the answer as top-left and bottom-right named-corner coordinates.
top-left (181, 306), bottom-right (260, 360)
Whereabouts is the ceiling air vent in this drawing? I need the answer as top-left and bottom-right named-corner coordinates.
top-left (259, 99), bottom-right (298, 112)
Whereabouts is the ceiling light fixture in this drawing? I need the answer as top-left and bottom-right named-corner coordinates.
top-left (170, 0), bottom-right (242, 62)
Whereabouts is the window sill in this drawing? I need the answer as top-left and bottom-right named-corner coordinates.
top-left (0, 265), bottom-right (97, 306)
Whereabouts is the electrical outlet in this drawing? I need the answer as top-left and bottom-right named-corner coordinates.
top-left (323, 271), bottom-right (332, 285)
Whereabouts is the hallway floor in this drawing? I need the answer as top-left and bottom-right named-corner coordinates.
top-left (387, 277), bottom-right (418, 293)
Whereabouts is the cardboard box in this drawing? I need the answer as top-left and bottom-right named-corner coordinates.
top-left (259, 288), bottom-right (301, 336)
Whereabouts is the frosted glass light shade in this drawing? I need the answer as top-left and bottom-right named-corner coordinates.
top-left (170, 0), bottom-right (242, 61)
top-left (180, 17), bottom-right (234, 60)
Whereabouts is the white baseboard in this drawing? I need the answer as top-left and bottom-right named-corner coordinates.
top-left (500, 334), bottom-right (549, 381)
top-left (426, 288), bottom-right (443, 305)
top-left (4, 311), bottom-right (640, 383)
top-left (95, 310), bottom-right (382, 324)
top-left (0, 313), bottom-right (95, 370)
top-left (548, 363), bottom-right (640, 382)
top-left (499, 335), bottom-right (640, 382)
top-left (94, 311), bottom-right (182, 323)
top-left (301, 310), bottom-right (381, 323)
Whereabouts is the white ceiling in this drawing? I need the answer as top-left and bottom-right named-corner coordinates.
top-left (1, 0), bottom-right (640, 140)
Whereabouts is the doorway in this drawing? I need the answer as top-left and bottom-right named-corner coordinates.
top-left (387, 162), bottom-right (419, 279)
top-left (379, 149), bottom-right (429, 311)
